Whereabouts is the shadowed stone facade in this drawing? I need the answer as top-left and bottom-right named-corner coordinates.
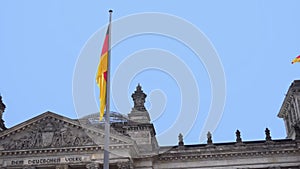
top-left (0, 82), bottom-right (300, 169)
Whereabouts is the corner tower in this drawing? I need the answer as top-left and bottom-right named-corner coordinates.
top-left (278, 80), bottom-right (300, 139)
top-left (127, 84), bottom-right (159, 154)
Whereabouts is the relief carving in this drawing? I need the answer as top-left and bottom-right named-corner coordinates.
top-left (117, 161), bottom-right (132, 169)
top-left (1, 118), bottom-right (95, 150)
top-left (86, 162), bottom-right (100, 169)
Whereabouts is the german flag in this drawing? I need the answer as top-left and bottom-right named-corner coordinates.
top-left (292, 55), bottom-right (300, 64)
top-left (96, 27), bottom-right (109, 120)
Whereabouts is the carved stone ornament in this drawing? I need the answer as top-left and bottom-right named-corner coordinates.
top-left (117, 161), bottom-right (132, 169)
top-left (86, 162), bottom-right (100, 169)
top-left (1, 117), bottom-right (95, 150)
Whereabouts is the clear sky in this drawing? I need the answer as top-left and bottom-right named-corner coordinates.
top-left (1, 1), bottom-right (300, 146)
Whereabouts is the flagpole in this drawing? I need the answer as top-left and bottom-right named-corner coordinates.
top-left (104, 9), bottom-right (112, 169)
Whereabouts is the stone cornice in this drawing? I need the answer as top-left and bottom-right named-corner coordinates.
top-left (0, 144), bottom-right (134, 157)
top-left (158, 148), bottom-right (300, 161)
top-left (157, 140), bottom-right (300, 161)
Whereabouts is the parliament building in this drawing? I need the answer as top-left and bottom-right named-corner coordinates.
top-left (0, 81), bottom-right (299, 169)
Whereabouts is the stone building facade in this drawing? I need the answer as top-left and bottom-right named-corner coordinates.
top-left (0, 82), bottom-right (299, 169)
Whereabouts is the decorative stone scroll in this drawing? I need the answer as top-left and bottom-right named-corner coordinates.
top-left (1, 117), bottom-right (95, 150)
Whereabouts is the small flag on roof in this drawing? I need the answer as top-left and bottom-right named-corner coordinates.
top-left (292, 55), bottom-right (300, 64)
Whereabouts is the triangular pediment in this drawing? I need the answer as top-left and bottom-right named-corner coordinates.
top-left (0, 111), bottom-right (134, 151)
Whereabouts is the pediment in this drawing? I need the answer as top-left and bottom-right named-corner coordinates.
top-left (0, 111), bottom-right (134, 151)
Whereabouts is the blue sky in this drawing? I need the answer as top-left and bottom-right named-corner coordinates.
top-left (1, 1), bottom-right (300, 145)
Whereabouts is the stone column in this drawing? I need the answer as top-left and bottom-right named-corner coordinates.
top-left (86, 162), bottom-right (100, 169)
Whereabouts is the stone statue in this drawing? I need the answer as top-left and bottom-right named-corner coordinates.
top-left (236, 130), bottom-right (242, 143)
top-left (0, 95), bottom-right (7, 131)
top-left (131, 84), bottom-right (147, 111)
top-left (178, 133), bottom-right (184, 146)
top-left (207, 131), bottom-right (213, 144)
top-left (265, 128), bottom-right (272, 141)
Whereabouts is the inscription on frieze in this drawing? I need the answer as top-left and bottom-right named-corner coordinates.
top-left (4, 155), bottom-right (90, 167)
top-left (1, 117), bottom-right (95, 150)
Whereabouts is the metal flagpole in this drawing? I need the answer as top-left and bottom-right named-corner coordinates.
top-left (103, 9), bottom-right (113, 169)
